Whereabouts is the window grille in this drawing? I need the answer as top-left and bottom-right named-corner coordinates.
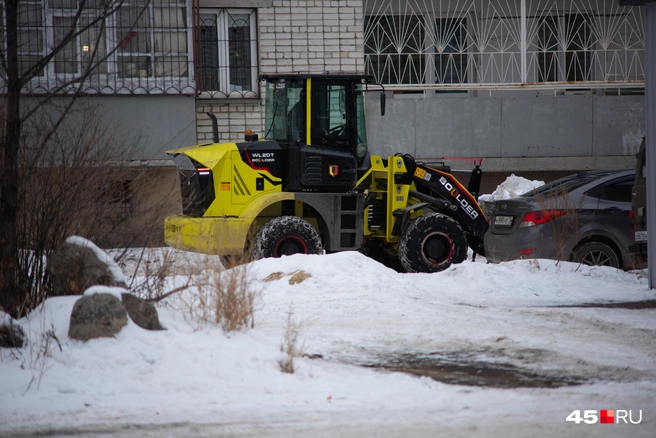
top-left (2, 0), bottom-right (195, 95)
top-left (363, 0), bottom-right (644, 89)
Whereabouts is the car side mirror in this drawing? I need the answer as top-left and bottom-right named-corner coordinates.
top-left (380, 92), bottom-right (386, 116)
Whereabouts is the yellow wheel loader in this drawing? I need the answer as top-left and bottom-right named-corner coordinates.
top-left (165, 74), bottom-right (489, 273)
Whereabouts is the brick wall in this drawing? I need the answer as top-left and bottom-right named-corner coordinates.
top-left (195, 0), bottom-right (365, 144)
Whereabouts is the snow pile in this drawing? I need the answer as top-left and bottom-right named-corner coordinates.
top-left (1, 251), bottom-right (655, 436)
top-left (479, 174), bottom-right (544, 202)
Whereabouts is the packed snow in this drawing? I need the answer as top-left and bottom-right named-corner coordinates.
top-left (479, 174), bottom-right (545, 202)
top-left (1, 249), bottom-right (655, 438)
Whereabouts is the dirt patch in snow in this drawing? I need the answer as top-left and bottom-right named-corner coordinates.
top-left (288, 271), bottom-right (311, 284)
top-left (559, 300), bottom-right (656, 309)
top-left (264, 272), bottom-right (285, 282)
top-left (263, 270), bottom-right (312, 285)
top-left (339, 349), bottom-right (594, 389)
top-left (372, 356), bottom-right (584, 388)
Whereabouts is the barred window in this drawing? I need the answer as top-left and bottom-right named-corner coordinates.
top-left (4, 0), bottom-right (194, 94)
top-left (18, 1), bottom-right (45, 77)
top-left (364, 15), bottom-right (425, 85)
top-left (434, 18), bottom-right (467, 84)
top-left (363, 1), bottom-right (642, 88)
top-left (117, 1), bottom-right (189, 79)
top-left (535, 15), bottom-right (592, 83)
top-left (198, 9), bottom-right (258, 98)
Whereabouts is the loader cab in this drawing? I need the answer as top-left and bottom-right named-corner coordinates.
top-left (261, 74), bottom-right (371, 168)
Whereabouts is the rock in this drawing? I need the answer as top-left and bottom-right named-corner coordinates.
top-left (121, 293), bottom-right (164, 331)
top-left (69, 293), bottom-right (128, 341)
top-left (0, 312), bottom-right (26, 348)
top-left (47, 237), bottom-right (128, 296)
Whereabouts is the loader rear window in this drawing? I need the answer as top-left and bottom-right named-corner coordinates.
top-left (263, 78), bottom-right (307, 145)
top-left (179, 167), bottom-right (215, 216)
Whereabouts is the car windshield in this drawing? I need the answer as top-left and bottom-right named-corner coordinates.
top-left (521, 172), bottom-right (613, 198)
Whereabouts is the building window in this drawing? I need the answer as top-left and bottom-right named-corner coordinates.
top-left (434, 18), bottom-right (467, 84)
top-left (117, 2), bottom-right (189, 79)
top-left (52, 3), bottom-right (109, 76)
top-left (564, 15), bottom-right (591, 82)
top-left (4, 0), bottom-right (194, 94)
top-left (536, 15), bottom-right (592, 83)
top-left (364, 14), bottom-right (468, 86)
top-left (198, 9), bottom-right (258, 98)
top-left (364, 14), bottom-right (425, 85)
top-left (17, 1), bottom-right (45, 76)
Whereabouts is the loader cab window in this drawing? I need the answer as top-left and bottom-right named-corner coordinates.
top-left (311, 82), bottom-right (349, 149)
top-left (355, 85), bottom-right (368, 157)
top-left (264, 78), bottom-right (307, 146)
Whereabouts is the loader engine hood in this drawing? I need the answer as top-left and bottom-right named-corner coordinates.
top-left (167, 145), bottom-right (230, 217)
top-left (167, 140), bottom-right (285, 217)
top-left (166, 143), bottom-right (232, 171)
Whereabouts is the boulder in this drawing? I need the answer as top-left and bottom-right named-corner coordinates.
top-left (47, 236), bottom-right (127, 296)
top-left (121, 293), bottom-right (164, 331)
top-left (69, 293), bottom-right (128, 341)
top-left (0, 312), bottom-right (26, 348)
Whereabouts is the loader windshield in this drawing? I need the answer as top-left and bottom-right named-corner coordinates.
top-left (264, 78), bottom-right (307, 145)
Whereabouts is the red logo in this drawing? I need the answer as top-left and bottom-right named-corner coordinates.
top-left (601, 410), bottom-right (614, 424)
top-left (328, 165), bottom-right (339, 177)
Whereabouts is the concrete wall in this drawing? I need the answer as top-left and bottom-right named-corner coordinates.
top-left (97, 96), bottom-right (197, 160)
top-left (196, 0), bottom-right (365, 144)
top-left (25, 95), bottom-right (197, 161)
top-left (365, 93), bottom-right (644, 172)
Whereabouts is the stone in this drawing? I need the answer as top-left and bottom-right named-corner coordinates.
top-left (69, 293), bottom-right (128, 341)
top-left (0, 314), bottom-right (26, 348)
top-left (121, 293), bottom-right (164, 331)
top-left (47, 238), bottom-right (128, 296)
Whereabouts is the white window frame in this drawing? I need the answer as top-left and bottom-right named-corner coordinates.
top-left (198, 8), bottom-right (258, 98)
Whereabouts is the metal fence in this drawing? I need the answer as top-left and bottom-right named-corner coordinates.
top-left (364, 0), bottom-right (645, 90)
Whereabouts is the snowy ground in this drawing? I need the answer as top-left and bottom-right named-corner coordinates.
top-left (2, 249), bottom-right (656, 438)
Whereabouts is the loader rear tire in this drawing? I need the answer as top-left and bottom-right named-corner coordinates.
top-left (252, 216), bottom-right (323, 260)
top-left (398, 212), bottom-right (467, 273)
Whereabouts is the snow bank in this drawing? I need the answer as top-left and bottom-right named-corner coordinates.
top-left (479, 174), bottom-right (544, 202)
top-left (1, 251), bottom-right (655, 437)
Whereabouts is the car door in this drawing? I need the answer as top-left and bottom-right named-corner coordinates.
top-left (595, 176), bottom-right (634, 252)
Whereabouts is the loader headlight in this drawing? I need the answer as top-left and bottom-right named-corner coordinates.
top-left (356, 143), bottom-right (368, 158)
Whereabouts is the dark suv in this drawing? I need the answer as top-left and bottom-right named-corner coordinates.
top-left (484, 170), bottom-right (643, 269)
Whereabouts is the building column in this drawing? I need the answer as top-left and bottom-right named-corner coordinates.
top-left (645, 3), bottom-right (656, 288)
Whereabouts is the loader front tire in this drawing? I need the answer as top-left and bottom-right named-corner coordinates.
top-left (252, 216), bottom-right (323, 260)
top-left (398, 212), bottom-right (467, 273)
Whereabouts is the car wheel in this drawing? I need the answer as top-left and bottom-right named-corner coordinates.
top-left (398, 212), bottom-right (467, 273)
top-left (252, 216), bottom-right (323, 260)
top-left (572, 242), bottom-right (620, 268)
